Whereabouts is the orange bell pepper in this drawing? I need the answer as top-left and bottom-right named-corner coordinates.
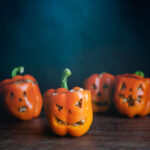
top-left (83, 73), bottom-right (115, 113)
top-left (0, 66), bottom-right (43, 120)
top-left (113, 72), bottom-right (149, 117)
top-left (134, 71), bottom-right (150, 116)
top-left (43, 68), bottom-right (93, 137)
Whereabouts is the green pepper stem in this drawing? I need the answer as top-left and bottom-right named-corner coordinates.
top-left (12, 66), bottom-right (24, 77)
top-left (99, 72), bottom-right (106, 77)
top-left (60, 68), bottom-right (72, 89)
top-left (134, 70), bottom-right (144, 77)
top-left (100, 72), bottom-right (106, 74)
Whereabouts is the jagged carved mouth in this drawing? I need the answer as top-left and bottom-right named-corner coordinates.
top-left (55, 117), bottom-right (85, 126)
top-left (93, 101), bottom-right (108, 106)
top-left (119, 94), bottom-right (142, 106)
top-left (18, 106), bottom-right (27, 112)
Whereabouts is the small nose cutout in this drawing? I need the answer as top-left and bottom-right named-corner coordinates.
top-left (97, 92), bottom-right (102, 97)
top-left (68, 109), bottom-right (72, 114)
top-left (18, 98), bottom-right (22, 102)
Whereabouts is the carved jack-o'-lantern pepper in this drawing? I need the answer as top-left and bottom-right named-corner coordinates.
top-left (113, 72), bottom-right (149, 118)
top-left (0, 66), bottom-right (43, 120)
top-left (83, 73), bottom-right (115, 113)
top-left (134, 71), bottom-right (150, 117)
top-left (43, 68), bottom-right (93, 137)
top-left (140, 78), bottom-right (150, 116)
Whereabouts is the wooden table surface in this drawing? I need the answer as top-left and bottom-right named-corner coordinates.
top-left (1, 112), bottom-right (150, 150)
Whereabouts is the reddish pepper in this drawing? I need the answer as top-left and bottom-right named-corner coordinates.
top-left (140, 78), bottom-right (150, 116)
top-left (0, 66), bottom-right (43, 120)
top-left (83, 73), bottom-right (115, 113)
top-left (113, 72), bottom-right (149, 117)
top-left (134, 71), bottom-right (150, 116)
top-left (43, 68), bottom-right (93, 137)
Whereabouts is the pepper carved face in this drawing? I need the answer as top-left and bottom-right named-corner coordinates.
top-left (0, 67), bottom-right (43, 120)
top-left (83, 73), bottom-right (115, 113)
top-left (4, 82), bottom-right (36, 120)
top-left (113, 75), bottom-right (148, 117)
top-left (44, 88), bottom-right (93, 137)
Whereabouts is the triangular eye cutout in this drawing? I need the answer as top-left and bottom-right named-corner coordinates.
top-left (119, 94), bottom-right (125, 98)
top-left (56, 104), bottom-right (63, 112)
top-left (103, 83), bottom-right (108, 89)
top-left (137, 95), bottom-right (142, 102)
top-left (92, 84), bottom-right (97, 90)
top-left (97, 92), bottom-right (102, 97)
top-left (10, 92), bottom-right (14, 99)
top-left (75, 99), bottom-right (82, 108)
top-left (121, 82), bottom-right (126, 91)
top-left (68, 109), bottom-right (72, 114)
top-left (23, 91), bottom-right (27, 97)
top-left (127, 95), bottom-right (134, 106)
top-left (138, 84), bottom-right (143, 91)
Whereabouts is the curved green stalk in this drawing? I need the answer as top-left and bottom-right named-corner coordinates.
top-left (60, 68), bottom-right (72, 89)
top-left (99, 72), bottom-right (106, 77)
top-left (134, 70), bottom-right (144, 77)
top-left (12, 66), bottom-right (24, 77)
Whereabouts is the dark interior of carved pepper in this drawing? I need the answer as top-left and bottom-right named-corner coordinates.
top-left (138, 85), bottom-right (143, 91)
top-left (92, 84), bottom-right (97, 90)
top-left (75, 99), bottom-right (82, 108)
top-left (18, 106), bottom-right (27, 112)
top-left (55, 117), bottom-right (85, 126)
top-left (97, 92), bottom-right (102, 97)
top-left (10, 92), bottom-right (14, 99)
top-left (56, 104), bottom-right (63, 112)
top-left (23, 91), bottom-right (27, 97)
top-left (103, 83), bottom-right (108, 89)
top-left (121, 82), bottom-right (126, 91)
top-left (56, 99), bottom-right (83, 113)
top-left (119, 94), bottom-right (142, 106)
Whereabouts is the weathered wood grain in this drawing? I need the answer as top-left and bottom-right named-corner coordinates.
top-left (0, 112), bottom-right (150, 150)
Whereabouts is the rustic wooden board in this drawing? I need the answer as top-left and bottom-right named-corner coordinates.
top-left (0, 113), bottom-right (150, 150)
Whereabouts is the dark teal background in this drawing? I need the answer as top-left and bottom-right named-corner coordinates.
top-left (0, 0), bottom-right (150, 93)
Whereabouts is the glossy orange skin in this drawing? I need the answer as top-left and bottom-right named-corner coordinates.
top-left (0, 75), bottom-right (43, 120)
top-left (83, 73), bottom-right (115, 113)
top-left (140, 78), bottom-right (150, 116)
top-left (43, 87), bottom-right (93, 137)
top-left (113, 74), bottom-right (148, 118)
